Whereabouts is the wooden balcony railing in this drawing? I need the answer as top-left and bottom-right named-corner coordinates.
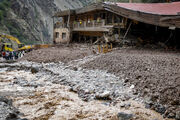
top-left (54, 19), bottom-right (106, 29)
top-left (73, 20), bottom-right (105, 29)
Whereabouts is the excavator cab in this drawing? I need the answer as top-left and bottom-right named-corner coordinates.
top-left (18, 43), bottom-right (25, 48)
top-left (1, 43), bottom-right (13, 52)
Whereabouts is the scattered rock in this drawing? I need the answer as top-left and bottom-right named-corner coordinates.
top-left (119, 103), bottom-right (131, 109)
top-left (120, 103), bottom-right (125, 108)
top-left (170, 99), bottom-right (179, 105)
top-left (95, 91), bottom-right (111, 100)
top-left (176, 111), bottom-right (180, 120)
top-left (117, 112), bottom-right (133, 120)
top-left (145, 100), bottom-right (154, 109)
top-left (6, 113), bottom-right (18, 120)
top-left (0, 97), bottom-right (22, 120)
top-left (125, 103), bottom-right (131, 109)
top-left (130, 85), bottom-right (135, 89)
top-left (167, 112), bottom-right (176, 118)
top-left (31, 67), bottom-right (39, 74)
top-left (132, 89), bottom-right (138, 95)
top-left (73, 67), bottom-right (78, 71)
top-left (153, 103), bottom-right (166, 115)
top-left (0, 96), bottom-right (12, 105)
top-left (124, 78), bottom-right (129, 83)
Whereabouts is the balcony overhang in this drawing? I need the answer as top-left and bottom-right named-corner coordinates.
top-left (73, 27), bottom-right (110, 32)
top-left (53, 10), bottom-right (75, 17)
top-left (53, 3), bottom-right (105, 17)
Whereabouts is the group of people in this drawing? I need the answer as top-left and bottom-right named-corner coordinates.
top-left (1, 51), bottom-right (25, 60)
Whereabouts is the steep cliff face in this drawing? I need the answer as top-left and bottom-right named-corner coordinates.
top-left (1, 0), bottom-right (94, 44)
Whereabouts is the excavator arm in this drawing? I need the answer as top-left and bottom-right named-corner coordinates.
top-left (0, 33), bottom-right (32, 52)
top-left (0, 34), bottom-right (21, 44)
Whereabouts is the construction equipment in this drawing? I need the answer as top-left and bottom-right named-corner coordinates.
top-left (0, 33), bottom-right (33, 53)
top-left (0, 43), bottom-right (13, 52)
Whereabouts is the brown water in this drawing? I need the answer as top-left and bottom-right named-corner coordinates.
top-left (0, 68), bottom-right (173, 120)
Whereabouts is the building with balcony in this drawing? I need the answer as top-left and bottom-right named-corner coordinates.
top-left (53, 2), bottom-right (180, 44)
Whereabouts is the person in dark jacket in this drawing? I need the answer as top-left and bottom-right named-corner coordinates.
top-left (9, 51), bottom-right (13, 60)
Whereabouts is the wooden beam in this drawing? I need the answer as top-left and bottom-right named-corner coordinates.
top-left (78, 31), bottom-right (103, 37)
top-left (73, 27), bottom-right (110, 32)
top-left (123, 21), bottom-right (132, 39)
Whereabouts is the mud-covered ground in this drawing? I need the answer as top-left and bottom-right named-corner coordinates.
top-left (21, 44), bottom-right (96, 63)
top-left (81, 48), bottom-right (180, 119)
top-left (0, 61), bottom-right (170, 120)
top-left (0, 44), bottom-right (180, 120)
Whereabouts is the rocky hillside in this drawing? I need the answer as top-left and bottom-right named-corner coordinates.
top-left (0, 0), bottom-right (94, 44)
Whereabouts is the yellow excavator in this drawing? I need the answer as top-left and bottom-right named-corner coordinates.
top-left (0, 34), bottom-right (33, 53)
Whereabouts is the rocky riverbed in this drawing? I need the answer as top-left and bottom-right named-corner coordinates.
top-left (0, 45), bottom-right (179, 120)
top-left (0, 60), bottom-right (172, 120)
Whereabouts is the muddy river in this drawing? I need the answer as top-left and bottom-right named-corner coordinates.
top-left (0, 60), bottom-right (173, 120)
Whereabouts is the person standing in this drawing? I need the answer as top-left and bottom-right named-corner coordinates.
top-left (9, 51), bottom-right (13, 60)
top-left (13, 51), bottom-right (17, 60)
top-left (2, 51), bottom-right (6, 60)
top-left (6, 51), bottom-right (9, 60)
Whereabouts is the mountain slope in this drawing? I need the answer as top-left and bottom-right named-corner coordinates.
top-left (0, 0), bottom-right (94, 44)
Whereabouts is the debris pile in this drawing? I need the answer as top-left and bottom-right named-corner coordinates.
top-left (21, 44), bottom-right (95, 63)
top-left (81, 48), bottom-right (180, 119)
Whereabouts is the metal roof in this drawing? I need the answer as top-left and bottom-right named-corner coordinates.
top-left (115, 2), bottom-right (180, 15)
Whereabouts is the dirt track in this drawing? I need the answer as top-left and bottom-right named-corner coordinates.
top-left (18, 45), bottom-right (180, 119)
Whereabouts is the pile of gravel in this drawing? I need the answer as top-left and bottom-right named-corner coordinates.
top-left (21, 45), bottom-right (94, 63)
top-left (81, 48), bottom-right (180, 119)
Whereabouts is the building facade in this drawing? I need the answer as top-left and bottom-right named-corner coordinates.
top-left (53, 2), bottom-right (180, 44)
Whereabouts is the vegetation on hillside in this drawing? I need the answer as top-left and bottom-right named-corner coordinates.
top-left (0, 0), bottom-right (10, 23)
top-left (0, 0), bottom-right (31, 44)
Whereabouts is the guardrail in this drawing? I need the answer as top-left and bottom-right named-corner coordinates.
top-left (73, 19), bottom-right (105, 28)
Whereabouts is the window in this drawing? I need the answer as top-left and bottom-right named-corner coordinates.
top-left (62, 33), bottom-right (66, 39)
top-left (55, 32), bottom-right (59, 38)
